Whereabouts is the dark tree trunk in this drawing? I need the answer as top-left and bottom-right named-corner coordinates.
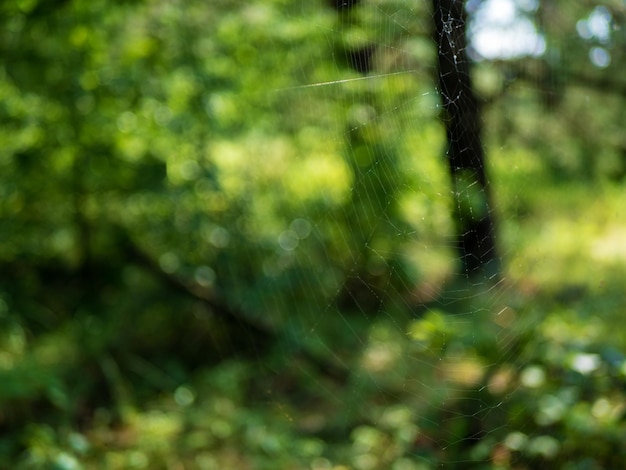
top-left (432, 0), bottom-right (500, 280)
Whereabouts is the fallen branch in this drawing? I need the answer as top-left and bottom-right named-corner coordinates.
top-left (117, 228), bottom-right (351, 383)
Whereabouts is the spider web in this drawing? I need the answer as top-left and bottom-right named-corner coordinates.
top-left (217, 1), bottom-right (626, 467)
top-left (254, 0), bottom-right (541, 467)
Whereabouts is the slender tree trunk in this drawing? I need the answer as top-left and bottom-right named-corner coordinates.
top-left (432, 0), bottom-right (500, 280)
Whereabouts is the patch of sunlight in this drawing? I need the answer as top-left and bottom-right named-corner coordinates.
top-left (135, 410), bottom-right (182, 449)
top-left (542, 312), bottom-right (602, 345)
top-left (520, 365), bottom-right (546, 389)
top-left (488, 366), bottom-right (515, 394)
top-left (402, 125), bottom-right (447, 183)
top-left (361, 342), bottom-right (400, 373)
top-left (122, 36), bottom-right (158, 63)
top-left (408, 310), bottom-right (450, 352)
top-left (209, 140), bottom-right (248, 196)
top-left (256, 136), bottom-right (294, 180)
top-left (398, 192), bottom-right (452, 237)
top-left (210, 140), bottom-right (245, 171)
top-left (591, 226), bottom-right (626, 262)
top-left (286, 152), bottom-right (352, 206)
top-left (442, 358), bottom-right (485, 386)
top-left (569, 353), bottom-right (601, 375)
top-left (527, 435), bottom-right (559, 459)
top-left (212, 133), bottom-right (347, 206)
top-left (509, 215), bottom-right (602, 285)
top-left (117, 134), bottom-right (147, 163)
top-left (592, 397), bottom-right (625, 423)
top-left (491, 146), bottom-right (544, 180)
top-left (539, 219), bottom-right (595, 255)
top-left (536, 394), bottom-right (567, 426)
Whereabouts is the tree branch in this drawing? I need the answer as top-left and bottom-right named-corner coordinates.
top-left (117, 228), bottom-right (351, 383)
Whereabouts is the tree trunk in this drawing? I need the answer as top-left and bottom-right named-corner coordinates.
top-left (432, 0), bottom-right (500, 280)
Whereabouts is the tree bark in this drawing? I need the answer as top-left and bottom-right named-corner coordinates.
top-left (432, 0), bottom-right (500, 280)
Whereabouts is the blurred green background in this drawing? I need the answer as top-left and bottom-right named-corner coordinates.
top-left (1, 0), bottom-right (626, 468)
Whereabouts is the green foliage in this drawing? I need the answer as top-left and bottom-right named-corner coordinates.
top-left (1, 0), bottom-right (626, 468)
